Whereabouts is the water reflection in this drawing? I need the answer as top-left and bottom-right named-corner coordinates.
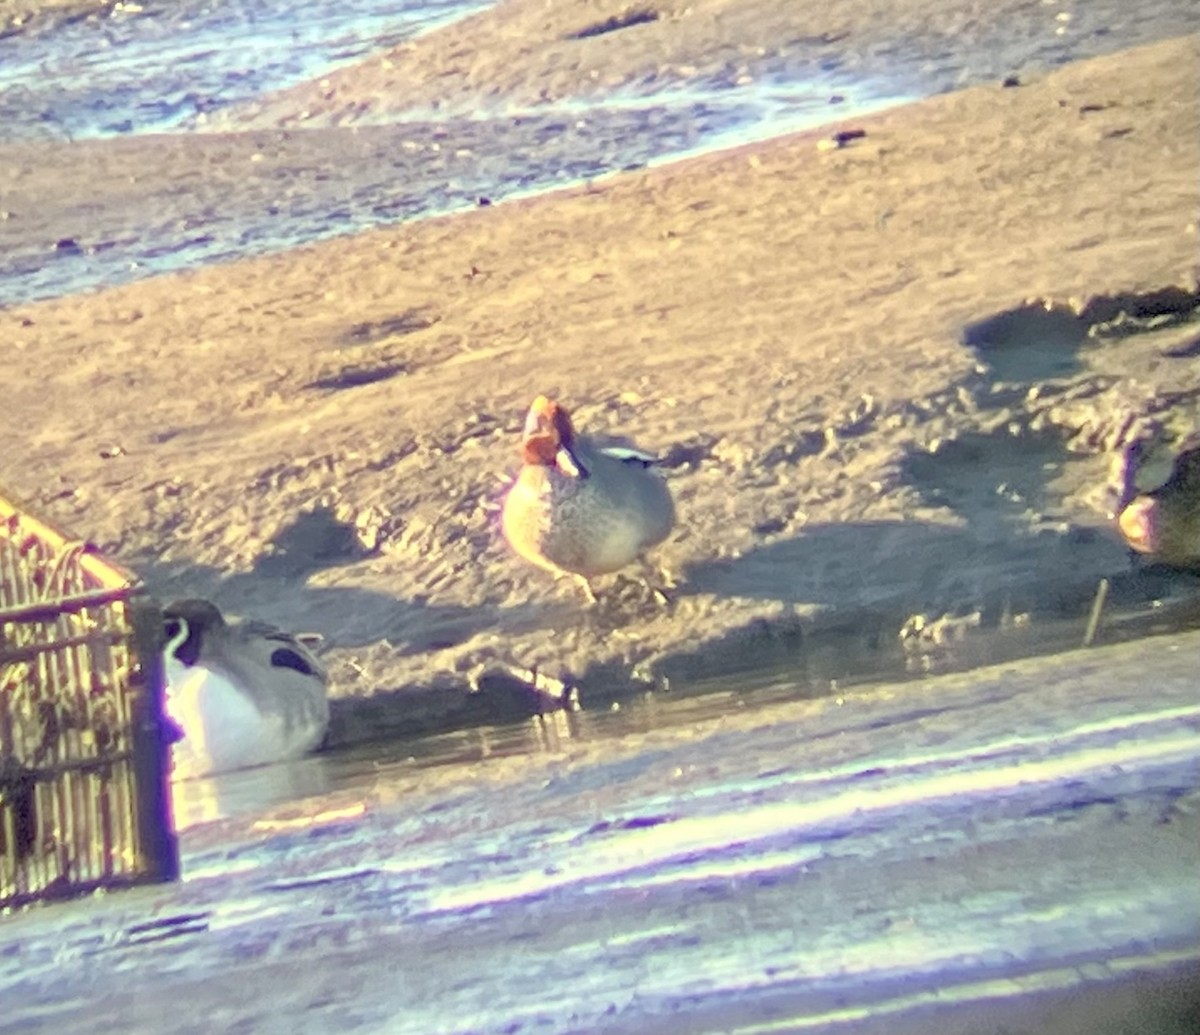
top-left (170, 755), bottom-right (333, 830)
top-left (168, 581), bottom-right (1200, 831)
top-left (5, 625), bottom-right (1198, 1034)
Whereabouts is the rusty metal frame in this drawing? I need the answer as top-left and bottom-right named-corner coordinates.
top-left (1, 490), bottom-right (178, 909)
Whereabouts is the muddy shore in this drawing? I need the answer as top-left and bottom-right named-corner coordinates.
top-left (212, 0), bottom-right (1200, 127)
top-left (1, 11), bottom-right (1198, 741)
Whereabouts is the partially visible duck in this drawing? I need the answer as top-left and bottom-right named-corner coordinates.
top-left (1116, 435), bottom-right (1200, 569)
top-left (161, 599), bottom-right (330, 779)
top-left (501, 395), bottom-right (675, 598)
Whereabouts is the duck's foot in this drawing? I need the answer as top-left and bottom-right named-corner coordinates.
top-left (576, 575), bottom-right (599, 605)
top-left (637, 558), bottom-right (677, 608)
top-left (553, 571), bottom-right (598, 604)
top-left (589, 571), bottom-right (676, 624)
top-left (554, 565), bottom-right (676, 617)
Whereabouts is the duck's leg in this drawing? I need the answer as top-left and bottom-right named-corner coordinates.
top-left (552, 570), bottom-right (598, 604)
top-left (573, 574), bottom-right (599, 605)
top-left (638, 557), bottom-right (674, 607)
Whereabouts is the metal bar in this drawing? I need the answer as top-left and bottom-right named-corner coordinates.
top-left (0, 629), bottom-right (125, 666)
top-left (0, 587), bottom-right (137, 625)
top-left (1, 489), bottom-right (178, 908)
top-left (128, 597), bottom-right (179, 883)
top-left (0, 491), bottom-right (137, 592)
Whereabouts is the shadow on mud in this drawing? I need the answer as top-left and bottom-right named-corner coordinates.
top-left (963, 286), bottom-right (1200, 380)
top-left (644, 287), bottom-right (1200, 711)
top-left (137, 288), bottom-right (1200, 753)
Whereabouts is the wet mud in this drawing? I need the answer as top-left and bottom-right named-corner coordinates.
top-left (1, 13), bottom-right (1198, 759)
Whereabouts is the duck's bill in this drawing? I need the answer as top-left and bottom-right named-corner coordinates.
top-left (1117, 497), bottom-right (1156, 553)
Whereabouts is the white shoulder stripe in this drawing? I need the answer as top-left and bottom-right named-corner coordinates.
top-left (600, 446), bottom-right (658, 466)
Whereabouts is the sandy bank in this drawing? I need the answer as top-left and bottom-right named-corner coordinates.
top-left (214, 0), bottom-right (1200, 127)
top-left (2, 35), bottom-right (1198, 741)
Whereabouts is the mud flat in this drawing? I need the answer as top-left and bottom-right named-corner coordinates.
top-left (1, 32), bottom-right (1198, 739)
top-left (214, 0), bottom-right (1200, 126)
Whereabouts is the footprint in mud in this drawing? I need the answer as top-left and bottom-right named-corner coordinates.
top-left (136, 541), bottom-right (494, 668)
top-left (303, 362), bottom-right (409, 392)
top-left (901, 287), bottom-right (1200, 565)
top-left (238, 508), bottom-right (500, 648)
top-left (564, 7), bottom-right (659, 40)
top-left (301, 310), bottom-right (437, 390)
top-left (964, 287), bottom-right (1200, 567)
top-left (952, 284), bottom-right (1200, 500)
top-left (684, 513), bottom-right (1118, 618)
top-left (340, 309), bottom-right (437, 346)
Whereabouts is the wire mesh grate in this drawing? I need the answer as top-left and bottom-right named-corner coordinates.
top-left (1, 491), bottom-right (177, 910)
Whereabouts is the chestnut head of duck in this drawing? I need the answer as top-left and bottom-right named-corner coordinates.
top-left (520, 394), bottom-right (591, 478)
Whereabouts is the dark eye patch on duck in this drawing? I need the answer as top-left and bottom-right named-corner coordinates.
top-left (270, 647), bottom-right (318, 677)
top-left (551, 405), bottom-right (576, 447)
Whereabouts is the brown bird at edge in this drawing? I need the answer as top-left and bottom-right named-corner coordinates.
top-left (500, 395), bottom-right (676, 601)
top-left (1117, 438), bottom-right (1200, 570)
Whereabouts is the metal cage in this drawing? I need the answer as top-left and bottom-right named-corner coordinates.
top-left (1, 491), bottom-right (177, 910)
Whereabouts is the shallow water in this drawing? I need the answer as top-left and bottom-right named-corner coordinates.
top-left (2, 0), bottom-right (1197, 142)
top-left (0, 85), bottom-right (906, 307)
top-left (166, 568), bottom-right (1200, 835)
top-left (0, 0), bottom-right (491, 139)
top-left (3, 631), bottom-right (1199, 1033)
